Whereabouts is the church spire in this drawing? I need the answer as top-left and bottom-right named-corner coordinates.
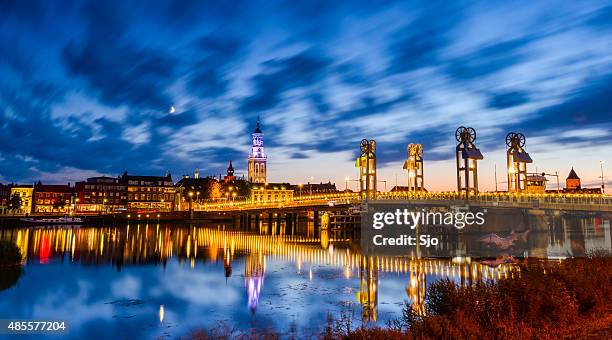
top-left (227, 160), bottom-right (234, 175)
top-left (254, 116), bottom-right (262, 134)
top-left (248, 117), bottom-right (267, 183)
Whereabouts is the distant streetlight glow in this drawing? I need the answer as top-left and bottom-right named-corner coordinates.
top-left (600, 160), bottom-right (606, 194)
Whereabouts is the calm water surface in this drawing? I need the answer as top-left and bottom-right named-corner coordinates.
top-left (0, 212), bottom-right (610, 339)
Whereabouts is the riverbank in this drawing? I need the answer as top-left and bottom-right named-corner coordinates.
top-left (184, 255), bottom-right (611, 339)
top-left (0, 211), bottom-right (237, 226)
top-left (335, 255), bottom-right (612, 339)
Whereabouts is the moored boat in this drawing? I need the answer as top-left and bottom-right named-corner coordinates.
top-left (19, 217), bottom-right (84, 224)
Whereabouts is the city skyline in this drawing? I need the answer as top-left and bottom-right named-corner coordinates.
top-left (1, 1), bottom-right (611, 191)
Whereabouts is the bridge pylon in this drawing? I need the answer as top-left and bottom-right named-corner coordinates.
top-left (404, 143), bottom-right (424, 191)
top-left (506, 132), bottom-right (532, 192)
top-left (455, 126), bottom-right (484, 199)
top-left (356, 139), bottom-right (377, 200)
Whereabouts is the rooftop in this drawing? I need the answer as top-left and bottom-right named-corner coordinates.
top-left (567, 168), bottom-right (580, 180)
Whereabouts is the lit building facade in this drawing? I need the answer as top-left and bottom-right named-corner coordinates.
top-left (75, 177), bottom-right (127, 212)
top-left (122, 172), bottom-right (176, 212)
top-left (0, 183), bottom-right (10, 213)
top-left (33, 182), bottom-right (73, 213)
top-left (525, 174), bottom-right (548, 194)
top-left (566, 168), bottom-right (581, 190)
top-left (10, 185), bottom-right (34, 214)
top-left (247, 119), bottom-right (267, 183)
top-left (251, 183), bottom-right (293, 203)
top-left (291, 182), bottom-right (338, 195)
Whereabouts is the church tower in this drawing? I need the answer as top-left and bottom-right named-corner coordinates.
top-left (248, 119), bottom-right (267, 183)
top-left (566, 167), bottom-right (581, 190)
top-left (224, 160), bottom-right (235, 183)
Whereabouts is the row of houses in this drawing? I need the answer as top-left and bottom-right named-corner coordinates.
top-left (0, 172), bottom-right (178, 215)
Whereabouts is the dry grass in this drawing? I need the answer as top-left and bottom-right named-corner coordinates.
top-left (340, 255), bottom-right (612, 339)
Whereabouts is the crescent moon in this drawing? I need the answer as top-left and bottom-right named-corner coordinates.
top-left (169, 106), bottom-right (176, 113)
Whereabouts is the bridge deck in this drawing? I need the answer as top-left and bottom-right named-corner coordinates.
top-left (196, 192), bottom-right (612, 213)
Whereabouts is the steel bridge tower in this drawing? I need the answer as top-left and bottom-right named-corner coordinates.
top-left (455, 126), bottom-right (483, 198)
top-left (506, 132), bottom-right (532, 192)
top-left (404, 143), bottom-right (424, 191)
top-left (356, 139), bottom-right (377, 200)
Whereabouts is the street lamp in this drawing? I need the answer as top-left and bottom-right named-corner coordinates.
top-left (72, 197), bottom-right (80, 215)
top-left (308, 176), bottom-right (314, 195)
top-left (188, 191), bottom-right (194, 215)
top-left (600, 160), bottom-right (606, 194)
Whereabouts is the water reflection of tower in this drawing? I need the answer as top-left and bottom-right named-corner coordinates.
top-left (223, 247), bottom-right (232, 283)
top-left (245, 253), bottom-right (265, 314)
top-left (320, 212), bottom-right (330, 249)
top-left (356, 256), bottom-right (378, 322)
top-left (407, 260), bottom-right (427, 316)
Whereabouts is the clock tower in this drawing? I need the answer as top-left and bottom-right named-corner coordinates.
top-left (248, 118), bottom-right (267, 183)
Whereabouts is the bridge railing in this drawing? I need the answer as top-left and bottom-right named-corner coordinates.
top-left (197, 192), bottom-right (360, 211)
top-left (196, 191), bottom-right (612, 211)
top-left (376, 191), bottom-right (612, 211)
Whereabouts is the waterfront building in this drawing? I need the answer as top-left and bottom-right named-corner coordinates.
top-left (566, 168), bottom-right (581, 190)
top-left (247, 119), bottom-right (267, 183)
top-left (0, 183), bottom-right (11, 214)
top-left (291, 181), bottom-right (338, 195)
top-left (122, 172), bottom-right (176, 212)
top-left (220, 161), bottom-right (251, 200)
top-left (176, 173), bottom-right (221, 202)
top-left (33, 182), bottom-right (74, 213)
top-left (556, 168), bottom-right (602, 194)
top-left (75, 177), bottom-right (127, 212)
top-left (251, 183), bottom-right (293, 203)
top-left (224, 161), bottom-right (236, 183)
top-left (525, 174), bottom-right (548, 194)
top-left (543, 168), bottom-right (602, 194)
top-left (10, 185), bottom-right (34, 214)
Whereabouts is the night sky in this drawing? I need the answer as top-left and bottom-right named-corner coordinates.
top-left (1, 1), bottom-right (610, 191)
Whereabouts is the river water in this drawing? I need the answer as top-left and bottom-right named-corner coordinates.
top-left (0, 212), bottom-right (610, 339)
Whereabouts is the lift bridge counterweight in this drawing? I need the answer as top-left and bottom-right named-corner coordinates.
top-left (455, 126), bottom-right (483, 200)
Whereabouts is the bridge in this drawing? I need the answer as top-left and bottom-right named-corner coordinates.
top-left (196, 191), bottom-right (612, 213)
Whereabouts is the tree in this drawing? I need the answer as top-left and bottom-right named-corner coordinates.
top-left (208, 181), bottom-right (222, 199)
top-left (53, 199), bottom-right (66, 212)
top-left (8, 193), bottom-right (21, 214)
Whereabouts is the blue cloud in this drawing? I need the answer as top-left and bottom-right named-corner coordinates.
top-left (186, 34), bottom-right (246, 98)
top-left (487, 90), bottom-right (529, 109)
top-left (446, 38), bottom-right (533, 81)
top-left (63, 42), bottom-right (177, 110)
top-left (387, 2), bottom-right (465, 74)
top-left (504, 73), bottom-right (612, 143)
top-left (240, 50), bottom-right (331, 114)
